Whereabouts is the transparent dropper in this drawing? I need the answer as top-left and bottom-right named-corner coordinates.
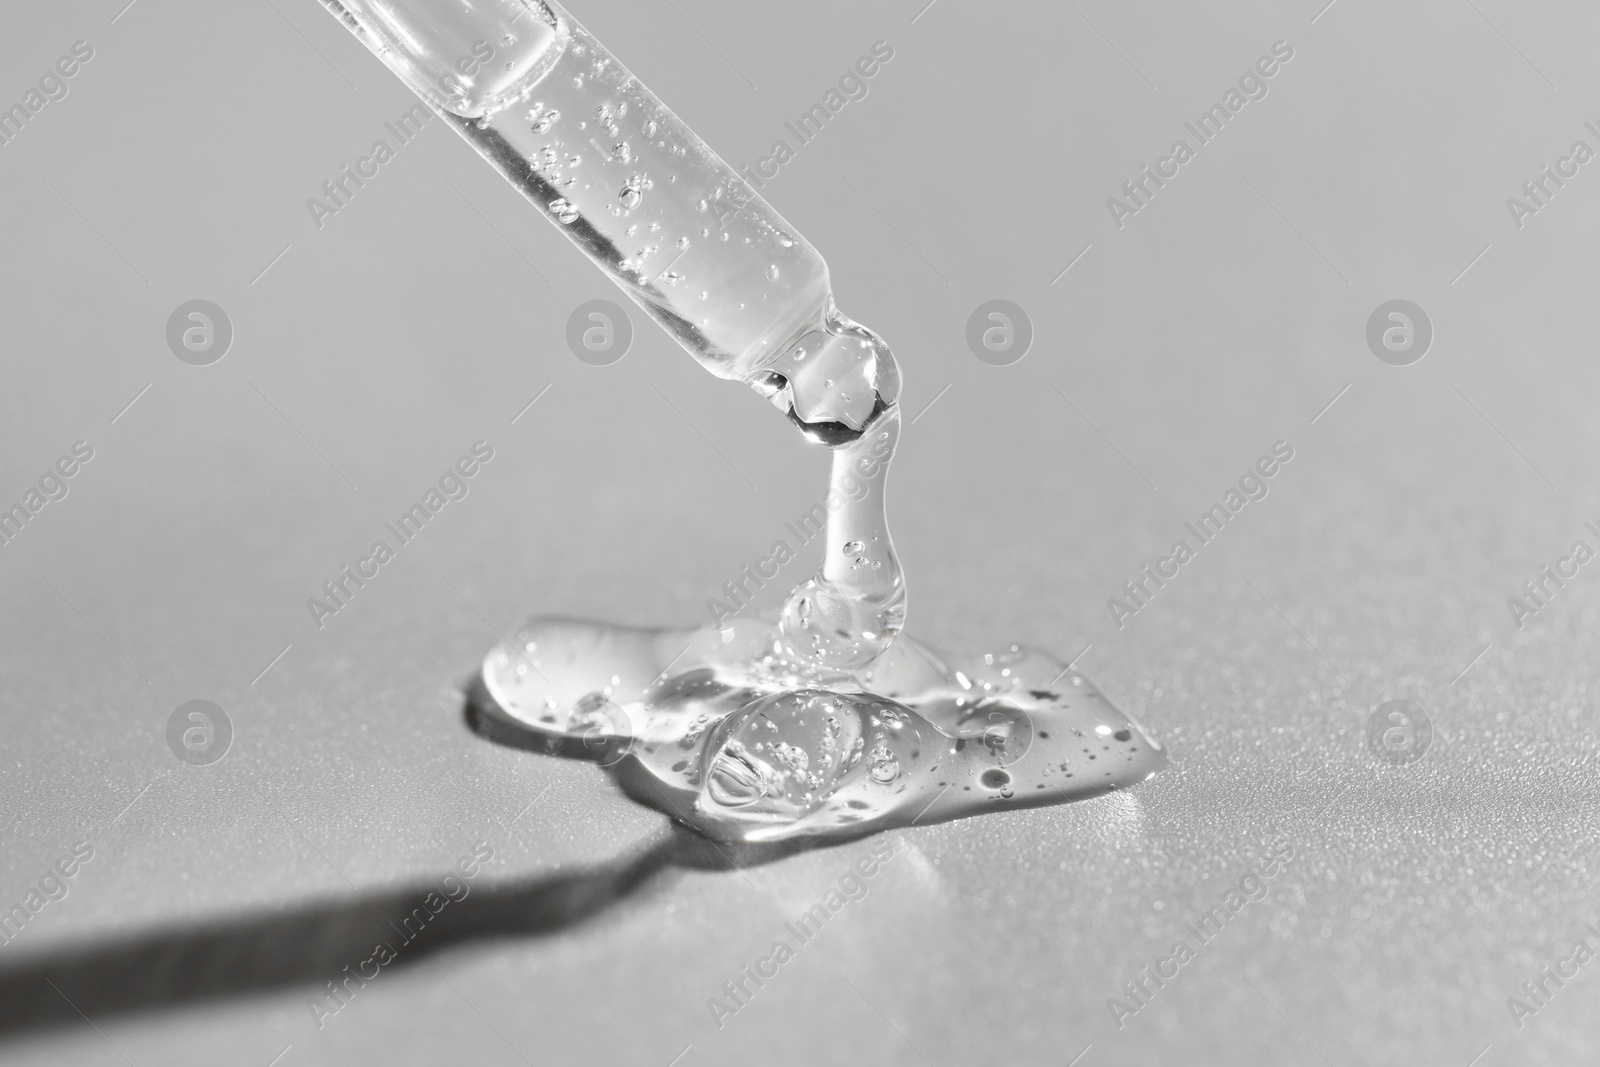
top-left (322, 0), bottom-right (904, 668)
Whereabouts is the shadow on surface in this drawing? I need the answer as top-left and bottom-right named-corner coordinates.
top-left (0, 693), bottom-right (836, 1042)
top-left (0, 830), bottom-right (682, 1040)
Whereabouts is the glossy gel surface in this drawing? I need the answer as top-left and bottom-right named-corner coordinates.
top-left (473, 616), bottom-right (1165, 844)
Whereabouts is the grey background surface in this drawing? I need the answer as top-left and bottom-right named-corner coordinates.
top-left (3, 0), bottom-right (1599, 1064)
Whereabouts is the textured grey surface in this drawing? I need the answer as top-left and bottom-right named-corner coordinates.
top-left (2, 0), bottom-right (1599, 1064)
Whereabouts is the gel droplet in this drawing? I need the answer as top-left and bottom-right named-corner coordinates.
top-left (474, 617), bottom-right (1165, 844)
